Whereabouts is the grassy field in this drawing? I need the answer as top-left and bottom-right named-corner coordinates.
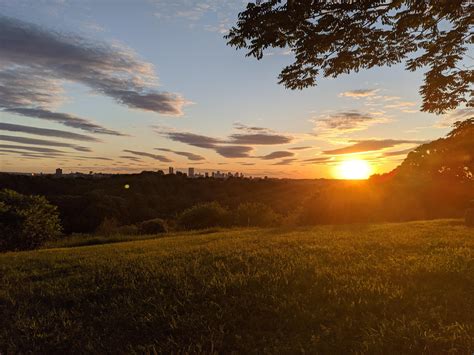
top-left (1, 220), bottom-right (474, 353)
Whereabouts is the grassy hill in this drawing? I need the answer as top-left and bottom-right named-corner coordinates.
top-left (1, 220), bottom-right (474, 353)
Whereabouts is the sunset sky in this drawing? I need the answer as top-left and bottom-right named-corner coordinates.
top-left (0, 0), bottom-right (470, 178)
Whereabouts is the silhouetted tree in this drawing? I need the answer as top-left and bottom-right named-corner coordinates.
top-left (395, 118), bottom-right (474, 181)
top-left (227, 0), bottom-right (473, 113)
top-left (0, 189), bottom-right (62, 251)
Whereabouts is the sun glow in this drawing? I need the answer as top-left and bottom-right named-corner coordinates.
top-left (336, 159), bottom-right (373, 180)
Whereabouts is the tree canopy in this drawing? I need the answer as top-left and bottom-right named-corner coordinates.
top-left (226, 0), bottom-right (473, 114)
top-left (394, 117), bottom-right (474, 181)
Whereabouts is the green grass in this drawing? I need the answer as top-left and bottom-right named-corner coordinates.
top-left (1, 220), bottom-right (474, 353)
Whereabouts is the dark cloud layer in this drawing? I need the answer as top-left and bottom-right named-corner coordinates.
top-left (261, 151), bottom-right (294, 160)
top-left (4, 108), bottom-right (126, 136)
top-left (123, 149), bottom-right (172, 162)
top-left (229, 133), bottom-right (292, 145)
top-left (156, 148), bottom-right (205, 161)
top-left (0, 122), bottom-right (100, 142)
top-left (324, 139), bottom-right (426, 155)
top-left (0, 16), bottom-right (187, 134)
top-left (0, 134), bottom-right (91, 152)
top-left (0, 144), bottom-right (63, 154)
top-left (158, 128), bottom-right (292, 159)
top-left (214, 145), bottom-right (253, 158)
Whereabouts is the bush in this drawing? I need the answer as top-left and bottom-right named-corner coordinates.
top-left (177, 202), bottom-right (230, 230)
top-left (466, 208), bottom-right (474, 227)
top-left (234, 202), bottom-right (279, 227)
top-left (95, 217), bottom-right (119, 236)
top-left (138, 218), bottom-right (168, 234)
top-left (0, 189), bottom-right (62, 251)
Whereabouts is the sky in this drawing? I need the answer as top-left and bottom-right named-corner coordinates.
top-left (0, 0), bottom-right (470, 178)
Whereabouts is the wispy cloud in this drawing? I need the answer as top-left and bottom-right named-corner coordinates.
top-left (323, 139), bottom-right (426, 155)
top-left (271, 158), bottom-right (297, 165)
top-left (289, 146), bottom-right (312, 151)
top-left (156, 148), bottom-right (205, 161)
top-left (340, 89), bottom-right (379, 98)
top-left (0, 122), bottom-right (101, 142)
top-left (0, 16), bottom-right (189, 134)
top-left (260, 151), bottom-right (294, 160)
top-left (0, 134), bottom-right (92, 152)
top-left (123, 149), bottom-right (173, 163)
top-left (313, 110), bottom-right (388, 133)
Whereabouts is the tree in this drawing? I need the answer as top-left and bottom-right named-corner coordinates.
top-left (0, 189), bottom-right (62, 251)
top-left (226, 0), bottom-right (473, 113)
top-left (394, 118), bottom-right (474, 181)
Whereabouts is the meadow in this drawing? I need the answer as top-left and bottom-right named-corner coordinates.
top-left (1, 220), bottom-right (474, 353)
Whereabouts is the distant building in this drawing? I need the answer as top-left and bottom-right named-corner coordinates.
top-left (55, 168), bottom-right (62, 177)
top-left (188, 167), bottom-right (195, 178)
top-left (168, 166), bottom-right (174, 174)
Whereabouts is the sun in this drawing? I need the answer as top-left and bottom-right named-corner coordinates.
top-left (336, 159), bottom-right (373, 180)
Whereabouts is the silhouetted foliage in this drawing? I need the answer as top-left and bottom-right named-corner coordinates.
top-left (227, 1), bottom-right (473, 113)
top-left (96, 217), bottom-right (120, 236)
top-left (138, 218), bottom-right (168, 234)
top-left (234, 202), bottom-right (279, 227)
top-left (0, 189), bottom-right (62, 251)
top-left (394, 118), bottom-right (474, 181)
top-left (177, 202), bottom-right (230, 230)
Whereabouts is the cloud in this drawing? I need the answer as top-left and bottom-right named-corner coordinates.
top-left (260, 151), bottom-right (294, 160)
top-left (0, 122), bottom-right (100, 142)
top-left (289, 146), bottom-right (312, 151)
top-left (214, 145), bottom-right (253, 158)
top-left (157, 126), bottom-right (293, 159)
top-left (382, 148), bottom-right (416, 157)
top-left (123, 149), bottom-right (172, 162)
top-left (156, 148), bottom-right (205, 161)
top-left (0, 16), bottom-right (189, 132)
top-left (323, 139), bottom-right (426, 155)
top-left (233, 123), bottom-right (267, 132)
top-left (0, 134), bottom-right (91, 152)
top-left (229, 133), bottom-right (293, 145)
top-left (302, 157), bottom-right (333, 164)
top-left (272, 158), bottom-right (297, 165)
top-left (160, 131), bottom-right (221, 148)
top-left (0, 145), bottom-right (64, 154)
top-left (340, 89), bottom-right (378, 98)
top-left (314, 110), bottom-right (388, 133)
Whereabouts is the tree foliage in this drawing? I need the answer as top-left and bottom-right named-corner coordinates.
top-left (226, 0), bottom-right (473, 113)
top-left (395, 117), bottom-right (474, 181)
top-left (0, 189), bottom-right (62, 251)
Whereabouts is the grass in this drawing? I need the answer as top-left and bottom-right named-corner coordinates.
top-left (1, 219), bottom-right (474, 353)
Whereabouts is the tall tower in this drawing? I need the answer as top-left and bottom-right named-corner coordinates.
top-left (188, 167), bottom-right (195, 178)
top-left (168, 166), bottom-right (174, 174)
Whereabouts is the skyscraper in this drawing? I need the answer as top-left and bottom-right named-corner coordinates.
top-left (188, 167), bottom-right (195, 178)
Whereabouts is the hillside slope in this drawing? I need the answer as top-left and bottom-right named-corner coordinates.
top-left (1, 220), bottom-right (474, 353)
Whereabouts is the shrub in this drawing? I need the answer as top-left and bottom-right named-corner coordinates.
top-left (234, 202), bottom-right (279, 227)
top-left (177, 202), bottom-right (230, 230)
top-left (138, 218), bottom-right (168, 234)
top-left (466, 208), bottom-right (474, 227)
top-left (0, 189), bottom-right (62, 251)
top-left (95, 217), bottom-right (119, 236)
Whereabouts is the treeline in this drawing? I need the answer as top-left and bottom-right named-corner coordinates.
top-left (1, 170), bottom-right (473, 236)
